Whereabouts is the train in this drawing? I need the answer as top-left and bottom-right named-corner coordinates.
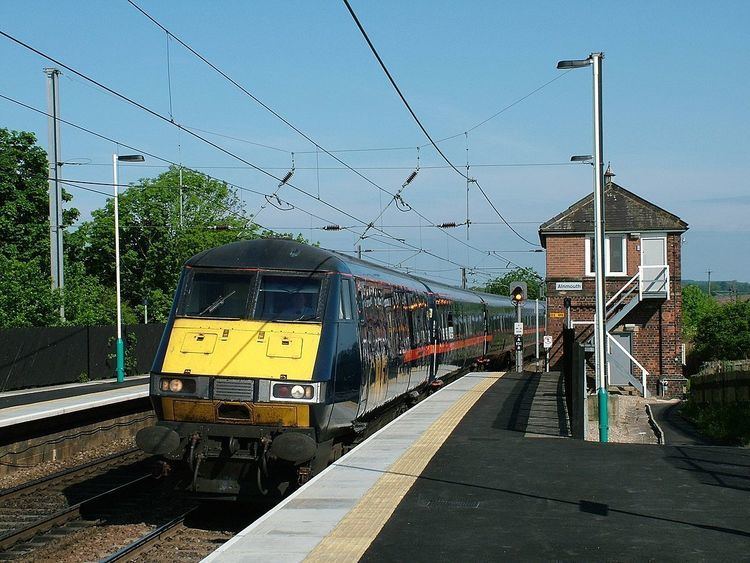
top-left (136, 238), bottom-right (544, 499)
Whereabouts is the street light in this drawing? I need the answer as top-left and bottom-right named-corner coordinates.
top-left (557, 52), bottom-right (609, 443)
top-left (113, 154), bottom-right (145, 383)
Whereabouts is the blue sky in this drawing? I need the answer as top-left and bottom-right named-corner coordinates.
top-left (1, 1), bottom-right (748, 286)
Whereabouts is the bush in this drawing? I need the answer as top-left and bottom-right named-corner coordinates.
top-left (682, 399), bottom-right (750, 446)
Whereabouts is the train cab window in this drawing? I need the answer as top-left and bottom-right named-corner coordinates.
top-left (254, 275), bottom-right (322, 321)
top-left (179, 271), bottom-right (256, 319)
top-left (339, 278), bottom-right (353, 320)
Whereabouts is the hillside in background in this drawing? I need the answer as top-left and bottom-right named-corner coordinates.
top-left (683, 279), bottom-right (750, 300)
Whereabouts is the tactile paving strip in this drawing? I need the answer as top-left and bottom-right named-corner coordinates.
top-left (305, 373), bottom-right (500, 562)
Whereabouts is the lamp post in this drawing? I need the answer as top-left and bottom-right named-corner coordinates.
top-left (557, 52), bottom-right (608, 442)
top-left (113, 154), bottom-right (145, 383)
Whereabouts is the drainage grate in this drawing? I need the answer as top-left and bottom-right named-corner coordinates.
top-left (213, 378), bottom-right (255, 401)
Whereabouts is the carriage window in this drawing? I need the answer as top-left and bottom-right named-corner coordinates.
top-left (179, 271), bottom-right (256, 319)
top-left (254, 275), bottom-right (322, 321)
top-left (339, 278), bottom-right (353, 320)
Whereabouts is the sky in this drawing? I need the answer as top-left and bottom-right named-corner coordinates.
top-left (1, 1), bottom-right (748, 287)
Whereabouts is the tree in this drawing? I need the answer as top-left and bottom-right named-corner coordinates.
top-left (0, 128), bottom-right (82, 328)
top-left (68, 167), bottom-right (269, 321)
top-left (682, 284), bottom-right (718, 340)
top-left (0, 255), bottom-right (62, 328)
top-left (693, 300), bottom-right (750, 362)
top-left (0, 128), bottom-right (50, 263)
top-left (483, 267), bottom-right (544, 300)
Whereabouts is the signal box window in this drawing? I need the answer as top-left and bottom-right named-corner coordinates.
top-left (179, 271), bottom-right (256, 319)
top-left (255, 275), bottom-right (322, 321)
top-left (585, 235), bottom-right (627, 276)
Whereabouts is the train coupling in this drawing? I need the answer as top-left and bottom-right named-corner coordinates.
top-left (297, 466), bottom-right (312, 486)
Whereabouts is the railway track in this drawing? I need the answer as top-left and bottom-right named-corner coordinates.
top-left (0, 448), bottom-right (154, 560)
top-left (99, 501), bottom-right (268, 563)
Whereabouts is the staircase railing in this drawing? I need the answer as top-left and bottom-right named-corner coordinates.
top-left (607, 332), bottom-right (649, 397)
top-left (639, 265), bottom-right (670, 299)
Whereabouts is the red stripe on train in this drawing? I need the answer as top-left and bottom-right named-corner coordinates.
top-left (402, 334), bottom-right (493, 362)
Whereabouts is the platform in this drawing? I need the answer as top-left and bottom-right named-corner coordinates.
top-left (206, 371), bottom-right (750, 562)
top-left (0, 376), bottom-right (149, 428)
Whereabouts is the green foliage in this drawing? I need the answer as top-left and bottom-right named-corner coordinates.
top-left (693, 300), bottom-right (750, 362)
top-left (0, 128), bottom-right (51, 263)
top-left (482, 267), bottom-right (543, 300)
top-left (0, 128), bottom-right (83, 328)
top-left (0, 255), bottom-right (62, 328)
top-left (69, 166), bottom-right (263, 320)
top-left (682, 399), bottom-right (750, 446)
top-left (682, 284), bottom-right (718, 340)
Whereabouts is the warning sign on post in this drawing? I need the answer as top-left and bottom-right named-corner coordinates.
top-left (514, 322), bottom-right (524, 336)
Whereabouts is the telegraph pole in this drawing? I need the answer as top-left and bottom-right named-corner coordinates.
top-left (707, 269), bottom-right (712, 296)
top-left (45, 67), bottom-right (64, 320)
top-left (461, 267), bottom-right (467, 289)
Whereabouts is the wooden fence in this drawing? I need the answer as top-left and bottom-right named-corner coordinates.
top-left (690, 360), bottom-right (750, 405)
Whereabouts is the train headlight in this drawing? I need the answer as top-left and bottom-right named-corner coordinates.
top-left (271, 382), bottom-right (320, 402)
top-left (159, 377), bottom-right (196, 394)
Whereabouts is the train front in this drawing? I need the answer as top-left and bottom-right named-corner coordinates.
top-left (136, 240), bottom-right (342, 499)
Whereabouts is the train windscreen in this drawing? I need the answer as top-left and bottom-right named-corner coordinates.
top-left (178, 271), bottom-right (257, 319)
top-left (254, 275), bottom-right (322, 321)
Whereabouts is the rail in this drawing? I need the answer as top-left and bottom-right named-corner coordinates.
top-left (101, 507), bottom-right (198, 562)
top-left (0, 474), bottom-right (151, 551)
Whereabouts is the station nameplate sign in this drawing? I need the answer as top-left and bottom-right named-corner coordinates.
top-left (549, 312), bottom-right (565, 319)
top-left (555, 281), bottom-right (582, 291)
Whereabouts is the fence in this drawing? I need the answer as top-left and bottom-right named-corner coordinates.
top-left (0, 323), bottom-right (165, 391)
top-left (690, 360), bottom-right (750, 405)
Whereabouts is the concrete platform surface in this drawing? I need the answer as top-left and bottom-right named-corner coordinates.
top-left (0, 378), bottom-right (149, 428)
top-left (205, 372), bottom-right (750, 561)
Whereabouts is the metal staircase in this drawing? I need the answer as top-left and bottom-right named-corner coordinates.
top-left (582, 266), bottom-right (670, 396)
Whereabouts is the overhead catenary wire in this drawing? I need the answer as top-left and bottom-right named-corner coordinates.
top-left (122, 1), bottom-right (529, 271)
top-left (0, 33), bottom-right (423, 253)
top-left (0, 94), bottom-right (494, 280)
top-left (341, 0), bottom-right (542, 248)
top-left (1, 45), bottom-right (530, 282)
top-left (2, 92), bottom-right (516, 284)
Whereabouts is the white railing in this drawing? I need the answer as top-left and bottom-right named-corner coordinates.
top-left (607, 332), bottom-right (649, 397)
top-left (606, 270), bottom-right (640, 309)
top-left (639, 265), bottom-right (670, 300)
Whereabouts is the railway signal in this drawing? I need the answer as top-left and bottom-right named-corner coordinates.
top-left (510, 282), bottom-right (527, 303)
top-left (509, 282), bottom-right (527, 372)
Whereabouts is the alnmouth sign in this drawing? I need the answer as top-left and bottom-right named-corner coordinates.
top-left (555, 281), bottom-right (583, 291)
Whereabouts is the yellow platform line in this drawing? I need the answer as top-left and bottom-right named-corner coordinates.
top-left (305, 373), bottom-right (502, 563)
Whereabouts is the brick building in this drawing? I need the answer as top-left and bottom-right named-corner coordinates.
top-left (539, 177), bottom-right (688, 395)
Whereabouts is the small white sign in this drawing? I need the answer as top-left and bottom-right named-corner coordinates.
top-left (543, 335), bottom-right (553, 349)
top-left (555, 281), bottom-right (583, 291)
top-left (514, 322), bottom-right (524, 336)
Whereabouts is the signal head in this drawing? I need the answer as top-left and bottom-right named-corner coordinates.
top-left (510, 281), bottom-right (527, 303)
